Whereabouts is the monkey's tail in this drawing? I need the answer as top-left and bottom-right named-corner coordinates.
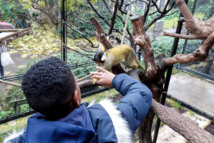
top-left (134, 58), bottom-right (145, 70)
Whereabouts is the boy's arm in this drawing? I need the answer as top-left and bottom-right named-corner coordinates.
top-left (91, 67), bottom-right (152, 132)
top-left (112, 73), bottom-right (152, 132)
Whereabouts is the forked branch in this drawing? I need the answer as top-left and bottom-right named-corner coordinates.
top-left (165, 32), bottom-right (214, 66)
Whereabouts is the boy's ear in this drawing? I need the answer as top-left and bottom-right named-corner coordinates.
top-left (73, 90), bottom-right (80, 107)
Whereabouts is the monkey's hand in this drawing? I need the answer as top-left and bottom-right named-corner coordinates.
top-left (90, 67), bottom-right (115, 87)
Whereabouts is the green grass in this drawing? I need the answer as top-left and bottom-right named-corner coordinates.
top-left (164, 17), bottom-right (178, 29)
top-left (166, 98), bottom-right (181, 110)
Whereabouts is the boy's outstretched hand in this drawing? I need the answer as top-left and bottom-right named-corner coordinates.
top-left (90, 67), bottom-right (115, 87)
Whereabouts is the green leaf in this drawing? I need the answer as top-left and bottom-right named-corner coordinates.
top-left (38, 1), bottom-right (45, 8)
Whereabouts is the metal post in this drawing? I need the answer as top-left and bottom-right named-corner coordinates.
top-left (152, 0), bottom-right (188, 142)
top-left (61, 0), bottom-right (67, 61)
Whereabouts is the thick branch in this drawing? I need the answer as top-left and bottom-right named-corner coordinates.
top-left (90, 17), bottom-right (113, 50)
top-left (163, 31), bottom-right (207, 40)
top-left (165, 32), bottom-right (214, 66)
top-left (151, 99), bottom-right (214, 143)
top-left (131, 16), bottom-right (157, 80)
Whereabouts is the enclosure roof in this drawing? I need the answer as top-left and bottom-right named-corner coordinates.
top-left (0, 22), bottom-right (30, 46)
top-left (0, 22), bottom-right (14, 29)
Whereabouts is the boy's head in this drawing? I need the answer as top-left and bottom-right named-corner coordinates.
top-left (22, 57), bottom-right (81, 120)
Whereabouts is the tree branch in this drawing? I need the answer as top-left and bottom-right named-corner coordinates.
top-left (103, 0), bottom-right (113, 14)
top-left (76, 44), bottom-right (97, 53)
top-left (90, 17), bottom-right (113, 50)
top-left (87, 0), bottom-right (110, 26)
top-left (163, 0), bottom-right (171, 12)
top-left (164, 32), bottom-right (214, 66)
top-left (65, 21), bottom-right (96, 47)
top-left (151, 99), bottom-right (214, 143)
top-left (0, 79), bottom-right (21, 87)
top-left (143, 0), bottom-right (152, 24)
top-left (163, 31), bottom-right (207, 39)
top-left (175, 0), bottom-right (203, 35)
top-left (63, 44), bottom-right (94, 60)
top-left (108, 0), bottom-right (119, 34)
top-left (152, 0), bottom-right (163, 13)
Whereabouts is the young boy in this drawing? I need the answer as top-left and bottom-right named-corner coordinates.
top-left (4, 57), bottom-right (152, 143)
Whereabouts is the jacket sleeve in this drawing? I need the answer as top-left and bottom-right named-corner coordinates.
top-left (112, 73), bottom-right (152, 132)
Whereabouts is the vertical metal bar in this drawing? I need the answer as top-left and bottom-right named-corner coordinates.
top-left (152, 0), bottom-right (188, 142)
top-left (61, 0), bottom-right (67, 62)
top-left (14, 102), bottom-right (17, 114)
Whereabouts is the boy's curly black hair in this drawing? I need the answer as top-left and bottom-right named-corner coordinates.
top-left (22, 57), bottom-right (76, 120)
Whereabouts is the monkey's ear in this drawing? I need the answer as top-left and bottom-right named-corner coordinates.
top-left (101, 54), bottom-right (106, 62)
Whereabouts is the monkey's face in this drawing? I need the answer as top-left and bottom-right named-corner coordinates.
top-left (109, 37), bottom-right (116, 44)
top-left (107, 34), bottom-right (117, 45)
top-left (93, 51), bottom-right (104, 63)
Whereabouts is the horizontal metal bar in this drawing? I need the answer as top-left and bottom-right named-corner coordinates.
top-left (0, 110), bottom-right (36, 125)
top-left (177, 66), bottom-right (214, 81)
top-left (166, 94), bottom-right (214, 123)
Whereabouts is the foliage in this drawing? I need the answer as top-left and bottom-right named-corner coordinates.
top-left (0, 110), bottom-right (14, 120)
top-left (58, 52), bottom-right (96, 79)
top-left (195, 0), bottom-right (213, 20)
top-left (67, 1), bottom-right (108, 39)
top-left (162, 9), bottom-right (180, 20)
top-left (151, 36), bottom-right (185, 58)
top-left (0, 1), bottom-right (24, 24)
top-left (8, 24), bottom-right (60, 58)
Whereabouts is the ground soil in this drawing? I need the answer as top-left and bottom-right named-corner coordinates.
top-left (204, 123), bottom-right (214, 135)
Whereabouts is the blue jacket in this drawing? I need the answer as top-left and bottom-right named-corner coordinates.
top-left (4, 74), bottom-right (152, 143)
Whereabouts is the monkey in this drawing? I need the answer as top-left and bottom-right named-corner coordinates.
top-left (94, 44), bottom-right (144, 72)
top-left (98, 34), bottom-right (120, 51)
